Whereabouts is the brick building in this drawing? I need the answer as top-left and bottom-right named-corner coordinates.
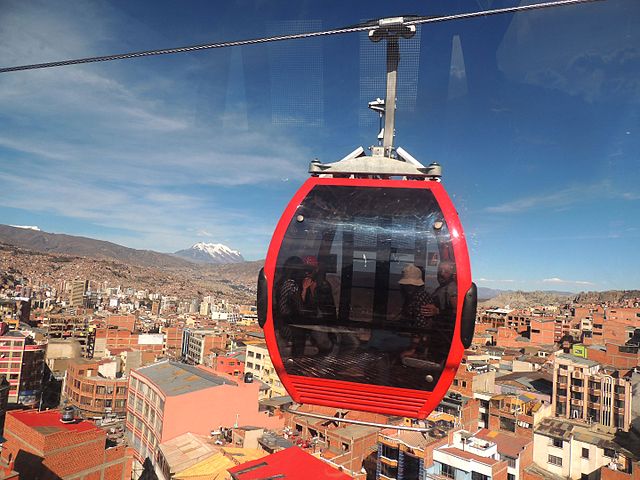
top-left (64, 358), bottom-right (128, 418)
top-left (529, 318), bottom-right (556, 345)
top-left (161, 325), bottom-right (183, 359)
top-left (377, 428), bottom-right (448, 480)
top-left (0, 331), bottom-right (45, 406)
top-left (210, 350), bottom-right (245, 378)
top-left (104, 314), bottom-right (136, 331)
top-left (1, 409), bottom-right (132, 479)
top-left (433, 391), bottom-right (480, 432)
top-left (93, 328), bottom-right (163, 358)
top-left (487, 394), bottom-right (552, 439)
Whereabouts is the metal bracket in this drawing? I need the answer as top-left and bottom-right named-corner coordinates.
top-left (284, 405), bottom-right (432, 432)
top-left (309, 146), bottom-right (442, 179)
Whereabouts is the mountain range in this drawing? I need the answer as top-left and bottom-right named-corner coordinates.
top-left (0, 225), bottom-right (242, 267)
top-left (0, 225), bottom-right (633, 308)
top-left (174, 243), bottom-right (245, 264)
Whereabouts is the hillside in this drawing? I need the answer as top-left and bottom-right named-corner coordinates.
top-left (572, 290), bottom-right (640, 304)
top-left (0, 243), bottom-right (261, 304)
top-left (480, 290), bottom-right (573, 309)
top-left (0, 225), bottom-right (193, 269)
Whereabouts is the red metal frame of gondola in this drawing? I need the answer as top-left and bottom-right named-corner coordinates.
top-left (263, 176), bottom-right (472, 419)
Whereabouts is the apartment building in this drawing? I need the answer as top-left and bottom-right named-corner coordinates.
top-left (424, 429), bottom-right (509, 480)
top-left (0, 298), bottom-right (30, 329)
top-left (486, 394), bottom-right (552, 438)
top-left (64, 357), bottom-right (128, 417)
top-left (532, 417), bottom-right (637, 480)
top-left (41, 314), bottom-right (94, 356)
top-left (0, 331), bottom-right (45, 406)
top-left (433, 391), bottom-right (480, 432)
top-left (244, 342), bottom-right (287, 398)
top-left (126, 361), bottom-right (283, 478)
top-left (377, 429), bottom-right (434, 479)
top-left (181, 328), bottom-right (228, 365)
top-left (553, 353), bottom-right (632, 431)
top-left (69, 279), bottom-right (87, 307)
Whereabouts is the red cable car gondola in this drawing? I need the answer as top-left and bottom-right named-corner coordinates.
top-left (257, 17), bottom-right (477, 420)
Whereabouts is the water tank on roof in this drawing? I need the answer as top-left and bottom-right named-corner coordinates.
top-left (244, 372), bottom-right (253, 383)
top-left (60, 406), bottom-right (75, 423)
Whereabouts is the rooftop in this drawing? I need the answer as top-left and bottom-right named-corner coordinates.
top-left (135, 361), bottom-right (237, 396)
top-left (159, 432), bottom-right (217, 474)
top-left (438, 447), bottom-right (499, 466)
top-left (228, 446), bottom-right (351, 480)
top-left (173, 446), bottom-right (267, 480)
top-left (9, 409), bottom-right (101, 435)
top-left (475, 429), bottom-right (531, 458)
top-left (556, 353), bottom-right (600, 367)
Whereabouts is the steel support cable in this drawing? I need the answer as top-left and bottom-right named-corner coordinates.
top-left (0, 0), bottom-right (603, 74)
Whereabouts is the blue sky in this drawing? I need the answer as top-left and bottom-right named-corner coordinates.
top-left (0, 0), bottom-right (638, 292)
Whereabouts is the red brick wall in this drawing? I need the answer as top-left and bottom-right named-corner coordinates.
top-left (2, 412), bottom-right (132, 479)
top-left (105, 315), bottom-right (136, 332)
top-left (518, 439), bottom-right (534, 479)
top-left (529, 320), bottom-right (556, 345)
top-left (492, 460), bottom-right (508, 480)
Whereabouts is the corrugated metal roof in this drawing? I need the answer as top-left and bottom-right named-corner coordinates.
top-left (137, 361), bottom-right (237, 396)
top-left (174, 448), bottom-right (266, 480)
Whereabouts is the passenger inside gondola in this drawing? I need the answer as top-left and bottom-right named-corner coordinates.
top-left (300, 255), bottom-right (335, 355)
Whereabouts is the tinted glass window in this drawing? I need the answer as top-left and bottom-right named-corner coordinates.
top-left (273, 184), bottom-right (458, 390)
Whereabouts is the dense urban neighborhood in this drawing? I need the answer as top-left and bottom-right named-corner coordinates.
top-left (0, 232), bottom-right (637, 480)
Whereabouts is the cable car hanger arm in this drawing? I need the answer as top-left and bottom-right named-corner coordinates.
top-left (0, 0), bottom-right (603, 74)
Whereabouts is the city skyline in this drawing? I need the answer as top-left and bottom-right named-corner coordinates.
top-left (0, 0), bottom-right (638, 292)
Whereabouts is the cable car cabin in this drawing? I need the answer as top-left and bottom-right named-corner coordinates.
top-left (258, 175), bottom-right (477, 419)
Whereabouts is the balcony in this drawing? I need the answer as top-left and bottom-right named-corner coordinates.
top-left (380, 456), bottom-right (399, 467)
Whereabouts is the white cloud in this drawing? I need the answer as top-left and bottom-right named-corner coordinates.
top-left (542, 277), bottom-right (594, 286)
top-left (0, 1), bottom-right (309, 258)
top-left (477, 278), bottom-right (515, 283)
top-left (485, 181), bottom-right (637, 214)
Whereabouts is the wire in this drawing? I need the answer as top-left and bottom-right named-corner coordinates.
top-left (0, 0), bottom-right (603, 74)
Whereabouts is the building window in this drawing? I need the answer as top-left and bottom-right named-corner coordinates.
top-left (381, 443), bottom-right (398, 460)
top-left (380, 463), bottom-right (398, 479)
top-left (550, 438), bottom-right (563, 448)
top-left (504, 456), bottom-right (516, 468)
top-left (508, 475), bottom-right (515, 480)
top-left (548, 455), bottom-right (562, 466)
top-left (604, 448), bottom-right (615, 458)
top-left (472, 472), bottom-right (489, 480)
top-left (442, 463), bottom-right (455, 479)
top-left (582, 448), bottom-right (589, 459)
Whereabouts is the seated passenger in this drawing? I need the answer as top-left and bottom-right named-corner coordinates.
top-left (275, 256), bottom-right (306, 357)
top-left (300, 255), bottom-right (335, 355)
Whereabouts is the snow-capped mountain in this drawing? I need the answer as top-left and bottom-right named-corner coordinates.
top-left (174, 242), bottom-right (245, 264)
